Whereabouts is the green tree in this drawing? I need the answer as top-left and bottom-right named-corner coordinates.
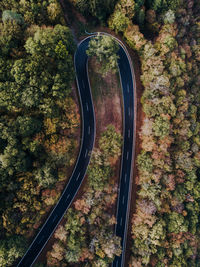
top-left (137, 150), bottom-right (153, 173)
top-left (0, 235), bottom-right (27, 267)
top-left (108, 9), bottom-right (130, 33)
top-left (99, 125), bottom-right (122, 158)
top-left (16, 116), bottom-right (42, 137)
top-left (0, 20), bottom-right (24, 56)
top-left (25, 24), bottom-right (75, 57)
top-left (167, 0), bottom-right (180, 10)
top-left (152, 0), bottom-right (162, 11)
top-left (64, 208), bottom-right (87, 263)
top-left (86, 35), bottom-right (119, 76)
top-left (163, 9), bottom-right (175, 24)
top-left (47, 0), bottom-right (63, 24)
top-left (167, 212), bottom-right (189, 233)
top-left (153, 115), bottom-right (170, 138)
top-left (2, 10), bottom-right (24, 24)
top-left (0, 0), bottom-right (64, 26)
top-left (88, 150), bottom-right (113, 190)
top-left (34, 161), bottom-right (57, 188)
top-left (108, 0), bottom-right (135, 33)
top-left (71, 0), bottom-right (116, 23)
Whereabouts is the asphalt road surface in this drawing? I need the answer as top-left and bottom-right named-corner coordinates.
top-left (17, 34), bottom-right (135, 267)
top-left (111, 39), bottom-right (135, 267)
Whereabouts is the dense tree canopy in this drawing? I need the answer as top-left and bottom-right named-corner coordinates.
top-left (1, 0), bottom-right (199, 266)
top-left (0, 0), bottom-right (64, 25)
top-left (0, 1), bottom-right (79, 266)
top-left (47, 126), bottom-right (122, 266)
top-left (69, 0), bottom-right (117, 23)
top-left (0, 235), bottom-right (27, 267)
top-left (107, 0), bottom-right (200, 265)
top-left (87, 35), bottom-right (119, 76)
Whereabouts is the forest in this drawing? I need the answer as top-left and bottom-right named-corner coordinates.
top-left (0, 0), bottom-right (200, 266)
top-left (68, 0), bottom-right (200, 265)
top-left (0, 1), bottom-right (79, 266)
top-left (46, 125), bottom-right (122, 266)
top-left (108, 0), bottom-right (200, 266)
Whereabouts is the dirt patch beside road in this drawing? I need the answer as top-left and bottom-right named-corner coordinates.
top-left (88, 56), bottom-right (123, 192)
top-left (88, 57), bottom-right (123, 140)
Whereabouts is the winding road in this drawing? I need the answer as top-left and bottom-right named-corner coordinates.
top-left (17, 34), bottom-right (135, 267)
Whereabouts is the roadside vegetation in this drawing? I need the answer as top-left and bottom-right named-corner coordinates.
top-left (46, 126), bottom-right (122, 266)
top-left (68, 0), bottom-right (117, 24)
top-left (107, 0), bottom-right (200, 266)
top-left (45, 34), bottom-right (124, 266)
top-left (86, 35), bottom-right (119, 76)
top-left (69, 0), bottom-right (200, 265)
top-left (1, 0), bottom-right (200, 266)
top-left (0, 1), bottom-right (79, 266)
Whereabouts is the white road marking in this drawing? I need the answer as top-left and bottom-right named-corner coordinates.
top-left (124, 173), bottom-right (127, 183)
top-left (76, 172), bottom-right (81, 181)
top-left (85, 149), bottom-right (88, 158)
top-left (128, 107), bottom-right (131, 116)
top-left (38, 235), bottom-right (45, 244)
top-left (127, 151), bottom-right (129, 160)
top-left (52, 214), bottom-right (58, 223)
top-left (120, 217), bottom-right (123, 226)
top-left (65, 194), bottom-right (70, 203)
top-left (86, 103), bottom-right (89, 111)
top-left (122, 195), bottom-right (125, 205)
top-left (128, 129), bottom-right (130, 138)
top-left (82, 80), bottom-right (85, 88)
top-left (127, 84), bottom-right (129, 93)
top-left (88, 126), bottom-right (90, 135)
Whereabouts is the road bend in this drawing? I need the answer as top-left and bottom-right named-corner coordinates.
top-left (17, 38), bottom-right (95, 267)
top-left (17, 34), bottom-right (135, 267)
